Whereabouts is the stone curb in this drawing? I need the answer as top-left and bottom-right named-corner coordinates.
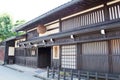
top-left (4, 65), bottom-right (24, 72)
top-left (33, 75), bottom-right (56, 80)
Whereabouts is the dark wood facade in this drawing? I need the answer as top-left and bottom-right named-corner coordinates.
top-left (14, 0), bottom-right (120, 75)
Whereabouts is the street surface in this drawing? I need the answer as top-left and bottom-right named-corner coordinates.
top-left (0, 65), bottom-right (42, 80)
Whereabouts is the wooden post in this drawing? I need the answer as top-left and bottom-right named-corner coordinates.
top-left (105, 74), bottom-right (108, 80)
top-left (71, 70), bottom-right (73, 80)
top-left (119, 75), bottom-right (120, 80)
top-left (52, 67), bottom-right (55, 78)
top-left (78, 70), bottom-right (81, 80)
top-left (95, 72), bottom-right (98, 80)
top-left (87, 72), bottom-right (89, 80)
top-left (58, 68), bottom-right (60, 80)
top-left (47, 66), bottom-right (49, 78)
top-left (63, 69), bottom-right (66, 80)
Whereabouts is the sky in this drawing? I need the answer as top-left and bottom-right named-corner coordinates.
top-left (0, 0), bottom-right (71, 22)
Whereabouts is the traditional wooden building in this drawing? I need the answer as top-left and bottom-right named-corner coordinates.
top-left (14, 0), bottom-right (120, 74)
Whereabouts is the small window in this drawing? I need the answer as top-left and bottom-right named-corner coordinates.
top-left (8, 47), bottom-right (15, 56)
top-left (31, 49), bottom-right (36, 56)
top-left (53, 46), bottom-right (59, 59)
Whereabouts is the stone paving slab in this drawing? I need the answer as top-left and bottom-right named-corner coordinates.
top-left (0, 65), bottom-right (42, 80)
top-left (5, 64), bottom-right (55, 80)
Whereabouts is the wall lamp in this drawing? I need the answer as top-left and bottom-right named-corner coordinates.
top-left (70, 35), bottom-right (75, 39)
top-left (42, 40), bottom-right (46, 44)
top-left (34, 44), bottom-right (38, 47)
top-left (23, 44), bottom-right (26, 47)
top-left (18, 44), bottom-right (21, 47)
top-left (101, 29), bottom-right (105, 35)
top-left (50, 38), bottom-right (54, 42)
top-left (29, 42), bottom-right (33, 46)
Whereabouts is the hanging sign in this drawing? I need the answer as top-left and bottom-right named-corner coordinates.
top-left (37, 25), bottom-right (46, 34)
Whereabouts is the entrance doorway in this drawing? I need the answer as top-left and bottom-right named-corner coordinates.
top-left (38, 47), bottom-right (51, 68)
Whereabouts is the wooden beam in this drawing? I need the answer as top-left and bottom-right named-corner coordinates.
top-left (20, 19), bottom-right (120, 45)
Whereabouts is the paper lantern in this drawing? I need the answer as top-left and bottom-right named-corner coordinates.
top-left (37, 25), bottom-right (46, 34)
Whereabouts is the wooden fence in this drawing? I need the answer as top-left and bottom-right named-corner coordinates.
top-left (47, 67), bottom-right (120, 80)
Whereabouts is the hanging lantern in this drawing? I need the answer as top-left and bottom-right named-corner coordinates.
top-left (37, 25), bottom-right (46, 34)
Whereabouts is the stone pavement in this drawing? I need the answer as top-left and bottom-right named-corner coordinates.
top-left (5, 64), bottom-right (87, 80)
top-left (0, 65), bottom-right (42, 80)
top-left (5, 64), bottom-right (55, 80)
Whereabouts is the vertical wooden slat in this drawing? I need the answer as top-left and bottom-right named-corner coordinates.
top-left (82, 41), bottom-right (108, 72)
top-left (118, 5), bottom-right (120, 18)
top-left (111, 39), bottom-right (120, 74)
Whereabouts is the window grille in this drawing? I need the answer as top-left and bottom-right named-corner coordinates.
top-left (61, 45), bottom-right (77, 69)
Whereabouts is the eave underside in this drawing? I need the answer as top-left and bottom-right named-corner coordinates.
top-left (16, 0), bottom-right (112, 31)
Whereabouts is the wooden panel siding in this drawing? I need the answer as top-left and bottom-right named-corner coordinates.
top-left (25, 57), bottom-right (37, 68)
top-left (61, 2), bottom-right (120, 32)
top-left (15, 48), bottom-right (37, 68)
top-left (27, 29), bottom-right (39, 40)
top-left (15, 48), bottom-right (26, 65)
top-left (15, 56), bottom-right (26, 66)
top-left (111, 39), bottom-right (120, 74)
top-left (39, 22), bottom-right (59, 37)
top-left (81, 41), bottom-right (109, 73)
top-left (61, 7), bottom-right (105, 31)
top-left (82, 41), bottom-right (108, 55)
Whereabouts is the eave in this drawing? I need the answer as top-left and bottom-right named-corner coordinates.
top-left (15, 0), bottom-right (112, 31)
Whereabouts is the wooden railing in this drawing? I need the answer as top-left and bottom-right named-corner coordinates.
top-left (47, 67), bottom-right (120, 80)
top-left (108, 2), bottom-right (120, 20)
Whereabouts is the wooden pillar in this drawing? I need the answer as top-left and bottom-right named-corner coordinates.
top-left (77, 43), bottom-right (82, 69)
top-left (4, 42), bottom-right (9, 64)
top-left (108, 40), bottom-right (113, 73)
top-left (36, 47), bottom-right (39, 68)
top-left (59, 46), bottom-right (62, 68)
top-left (51, 46), bottom-right (53, 68)
top-left (59, 19), bottom-right (62, 32)
top-left (24, 48), bottom-right (26, 66)
top-left (104, 3), bottom-right (110, 21)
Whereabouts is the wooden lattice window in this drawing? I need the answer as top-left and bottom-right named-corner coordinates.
top-left (61, 45), bottom-right (77, 69)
